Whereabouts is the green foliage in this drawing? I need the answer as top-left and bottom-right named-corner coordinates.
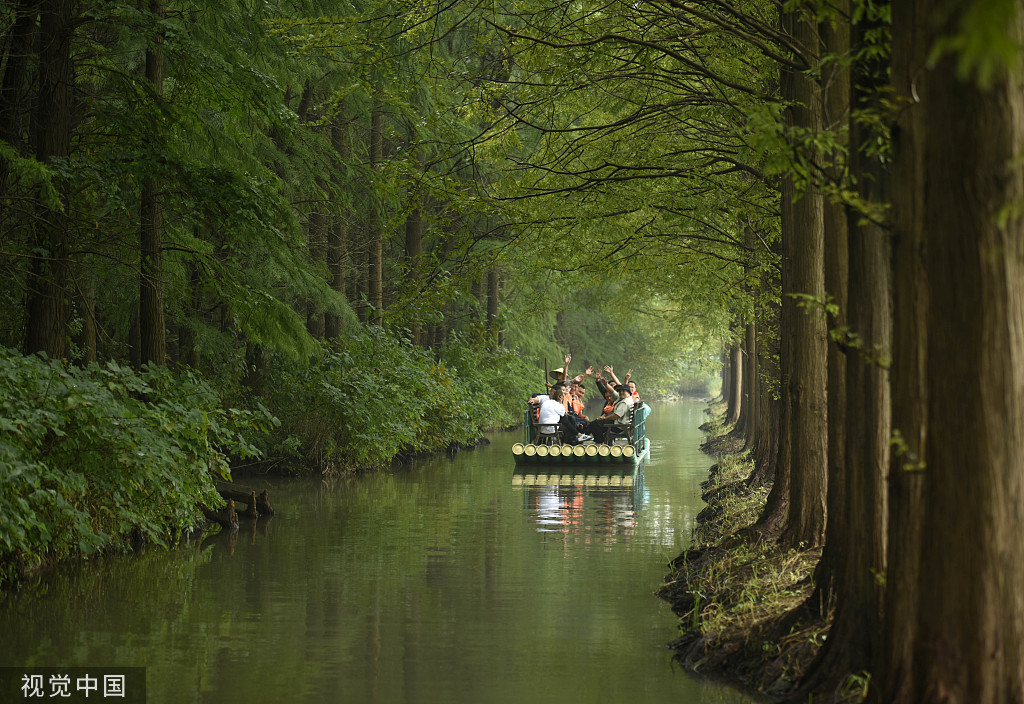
top-left (258, 328), bottom-right (535, 472)
top-left (0, 348), bottom-right (274, 584)
top-left (928, 0), bottom-right (1020, 88)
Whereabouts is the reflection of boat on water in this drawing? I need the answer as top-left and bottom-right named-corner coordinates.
top-left (511, 463), bottom-right (647, 533)
top-left (511, 463), bottom-right (644, 488)
top-left (512, 403), bottom-right (651, 465)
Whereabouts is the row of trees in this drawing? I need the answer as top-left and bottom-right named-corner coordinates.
top-left (0, 0), bottom-right (717, 391)
top-left (6, 0), bottom-right (1021, 698)
top-left (691, 3), bottom-right (1023, 703)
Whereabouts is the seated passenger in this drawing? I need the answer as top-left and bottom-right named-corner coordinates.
top-left (528, 384), bottom-right (567, 442)
top-left (587, 385), bottom-right (634, 443)
top-left (624, 369), bottom-right (641, 404)
top-left (547, 353), bottom-right (573, 390)
top-left (567, 381), bottom-right (588, 419)
top-left (594, 370), bottom-right (616, 413)
top-left (565, 380), bottom-right (591, 441)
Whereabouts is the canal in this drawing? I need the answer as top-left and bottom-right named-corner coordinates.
top-left (0, 398), bottom-right (753, 703)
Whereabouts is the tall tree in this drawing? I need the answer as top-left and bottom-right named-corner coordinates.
top-left (23, 0), bottom-right (76, 359)
top-left (139, 0), bottom-right (167, 366)
top-left (368, 93), bottom-right (385, 326)
top-left (885, 3), bottom-right (1024, 702)
top-left (792, 4), bottom-right (891, 697)
top-left (809, 0), bottom-right (851, 617)
top-left (879, 0), bottom-right (929, 697)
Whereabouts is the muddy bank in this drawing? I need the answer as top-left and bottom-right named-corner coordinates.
top-left (657, 406), bottom-right (836, 703)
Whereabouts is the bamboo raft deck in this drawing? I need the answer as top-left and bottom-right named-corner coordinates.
top-left (511, 436), bottom-right (650, 465)
top-left (513, 401), bottom-right (651, 465)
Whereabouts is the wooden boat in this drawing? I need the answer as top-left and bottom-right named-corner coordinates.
top-left (512, 402), bottom-right (651, 465)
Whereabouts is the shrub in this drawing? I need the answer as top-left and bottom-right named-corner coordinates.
top-left (0, 349), bottom-right (274, 584)
top-left (258, 328), bottom-right (536, 472)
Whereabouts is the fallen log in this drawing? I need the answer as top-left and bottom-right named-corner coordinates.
top-left (216, 486), bottom-right (275, 516)
top-left (200, 499), bottom-right (238, 531)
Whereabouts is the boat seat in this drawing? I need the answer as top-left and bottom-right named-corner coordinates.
top-left (604, 405), bottom-right (638, 445)
top-left (533, 422), bottom-right (562, 445)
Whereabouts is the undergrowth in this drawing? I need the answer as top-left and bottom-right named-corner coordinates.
top-left (0, 348), bottom-right (272, 586)
top-left (257, 329), bottom-right (535, 473)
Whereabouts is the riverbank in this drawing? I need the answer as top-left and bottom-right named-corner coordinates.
top-left (0, 336), bottom-right (532, 588)
top-left (657, 402), bottom-right (839, 702)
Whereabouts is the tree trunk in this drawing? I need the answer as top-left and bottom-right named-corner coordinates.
top-left (793, 8), bottom-right (892, 698)
top-left (756, 174), bottom-right (792, 536)
top-left (368, 95), bottom-right (384, 326)
top-left (895, 5), bottom-right (1024, 702)
top-left (24, 0), bottom-right (75, 360)
top-left (0, 0), bottom-right (39, 166)
top-left (878, 1), bottom-right (929, 699)
top-left (747, 264), bottom-right (780, 488)
top-left (324, 115), bottom-right (351, 339)
top-left (806, 0), bottom-right (852, 617)
top-left (726, 336), bottom-right (743, 426)
top-left (778, 7), bottom-right (828, 550)
top-left (486, 267), bottom-right (500, 350)
top-left (139, 0), bottom-right (166, 366)
top-left (740, 318), bottom-right (756, 446)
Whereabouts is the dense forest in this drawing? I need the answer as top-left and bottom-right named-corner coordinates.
top-left (2, 0), bottom-right (1024, 701)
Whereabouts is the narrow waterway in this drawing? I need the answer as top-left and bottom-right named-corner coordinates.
top-left (0, 399), bottom-right (753, 704)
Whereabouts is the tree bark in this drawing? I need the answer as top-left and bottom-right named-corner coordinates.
top-left (893, 5), bottom-right (1024, 702)
top-left (368, 95), bottom-right (384, 326)
top-left (23, 0), bottom-right (75, 360)
top-left (139, 0), bottom-right (166, 366)
top-left (778, 7), bottom-right (828, 551)
top-left (739, 318), bottom-right (755, 445)
top-left (807, 0), bottom-right (851, 617)
top-left (747, 263), bottom-right (780, 488)
top-left (878, 1), bottom-right (929, 699)
top-left (727, 338), bottom-right (743, 426)
top-left (793, 7), bottom-right (892, 698)
top-left (756, 176), bottom-right (792, 536)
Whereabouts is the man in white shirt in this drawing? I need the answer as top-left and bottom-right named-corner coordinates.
top-left (529, 384), bottom-right (567, 442)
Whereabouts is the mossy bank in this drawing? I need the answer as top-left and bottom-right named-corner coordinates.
top-left (658, 403), bottom-right (859, 703)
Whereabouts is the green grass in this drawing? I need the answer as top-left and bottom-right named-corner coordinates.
top-left (658, 407), bottom-right (836, 700)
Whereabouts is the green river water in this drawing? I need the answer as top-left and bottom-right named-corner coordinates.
top-left (0, 398), bottom-right (754, 704)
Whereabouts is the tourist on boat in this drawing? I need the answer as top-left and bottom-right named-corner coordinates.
top-left (587, 384), bottom-right (634, 443)
top-left (624, 370), bottom-right (641, 404)
top-left (568, 380), bottom-right (588, 418)
top-left (548, 354), bottom-right (595, 392)
top-left (547, 353), bottom-right (576, 389)
top-left (594, 370), bottom-right (615, 408)
top-left (529, 384), bottom-right (567, 442)
top-left (566, 380), bottom-right (592, 441)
